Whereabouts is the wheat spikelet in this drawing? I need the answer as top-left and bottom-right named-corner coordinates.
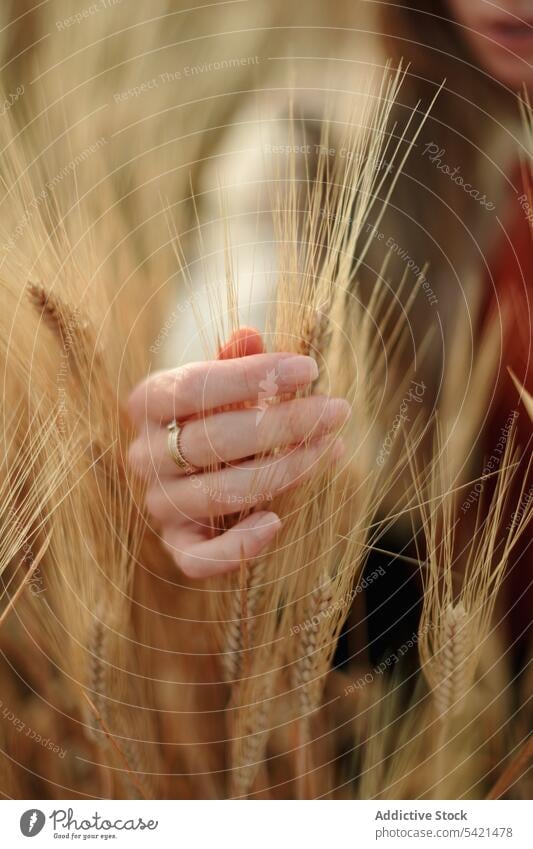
top-left (229, 711), bottom-right (270, 798)
top-left (229, 673), bottom-right (275, 798)
top-left (297, 306), bottom-right (331, 390)
top-left (221, 611), bottom-right (243, 684)
top-left (27, 281), bottom-right (80, 347)
top-left (294, 570), bottom-right (335, 716)
top-left (291, 570), bottom-right (335, 798)
top-left (26, 280), bottom-right (105, 384)
top-left (83, 601), bottom-right (151, 799)
top-left (80, 690), bottom-right (146, 800)
top-left (222, 561), bottom-right (265, 682)
top-left (432, 602), bottom-right (469, 718)
top-left (84, 603), bottom-right (109, 742)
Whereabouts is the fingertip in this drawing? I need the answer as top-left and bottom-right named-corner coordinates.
top-left (332, 437), bottom-right (345, 460)
top-left (126, 438), bottom-right (143, 474)
top-left (218, 326), bottom-right (264, 359)
top-left (230, 509), bottom-right (281, 538)
top-left (247, 510), bottom-right (282, 543)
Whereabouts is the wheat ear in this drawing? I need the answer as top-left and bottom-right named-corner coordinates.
top-left (27, 281), bottom-right (86, 347)
top-left (295, 571), bottom-right (335, 716)
top-left (84, 603), bottom-right (147, 799)
top-left (292, 571), bottom-right (334, 798)
top-left (297, 306), bottom-right (330, 389)
top-left (229, 673), bottom-right (275, 798)
top-left (27, 280), bottom-right (103, 381)
top-left (431, 602), bottom-right (470, 798)
top-left (432, 602), bottom-right (469, 718)
top-left (222, 560), bottom-right (265, 682)
top-left (80, 690), bottom-right (146, 800)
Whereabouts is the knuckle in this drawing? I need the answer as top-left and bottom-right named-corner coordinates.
top-left (179, 418), bottom-right (200, 464)
top-left (307, 397), bottom-right (329, 436)
top-left (235, 357), bottom-right (256, 398)
top-left (170, 363), bottom-right (202, 411)
top-left (188, 416), bottom-right (219, 465)
top-left (286, 400), bottom-right (305, 438)
top-left (202, 417), bottom-right (227, 463)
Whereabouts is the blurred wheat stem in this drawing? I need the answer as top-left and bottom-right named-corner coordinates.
top-left (486, 737), bottom-right (533, 800)
top-left (508, 369), bottom-right (533, 423)
top-left (79, 689), bottom-right (147, 800)
top-left (0, 532), bottom-right (51, 629)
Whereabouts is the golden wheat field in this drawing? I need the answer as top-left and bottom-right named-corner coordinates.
top-left (0, 0), bottom-right (531, 824)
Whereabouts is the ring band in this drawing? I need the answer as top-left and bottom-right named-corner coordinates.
top-left (167, 419), bottom-right (195, 473)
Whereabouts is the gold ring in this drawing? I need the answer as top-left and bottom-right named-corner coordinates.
top-left (167, 419), bottom-right (195, 473)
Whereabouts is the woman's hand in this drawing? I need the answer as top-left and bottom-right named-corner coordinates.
top-left (127, 327), bottom-right (349, 579)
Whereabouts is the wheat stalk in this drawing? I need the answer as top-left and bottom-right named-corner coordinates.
top-left (487, 736), bottom-right (533, 800)
top-left (519, 87), bottom-right (533, 220)
top-left (0, 533), bottom-right (51, 631)
top-left (79, 689), bottom-right (146, 800)
top-left (414, 427), bottom-right (533, 797)
top-left (509, 369), bottom-right (533, 423)
top-left (84, 603), bottom-right (109, 743)
top-left (84, 601), bottom-right (149, 799)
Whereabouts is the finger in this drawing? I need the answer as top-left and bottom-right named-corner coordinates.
top-left (161, 510), bottom-right (281, 579)
top-left (145, 436), bottom-right (344, 523)
top-left (218, 326), bottom-right (264, 359)
top-left (127, 352), bottom-right (318, 426)
top-left (129, 396), bottom-right (350, 478)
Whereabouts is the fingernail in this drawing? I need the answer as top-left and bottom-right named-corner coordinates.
top-left (278, 356), bottom-right (318, 385)
top-left (252, 512), bottom-right (281, 541)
